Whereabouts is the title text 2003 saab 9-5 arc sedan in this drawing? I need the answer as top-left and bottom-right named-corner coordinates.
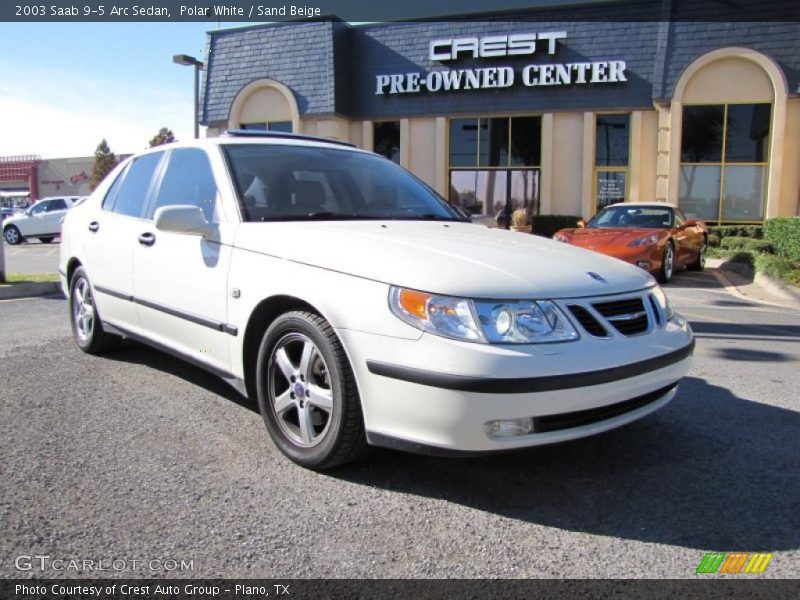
top-left (60, 132), bottom-right (694, 470)
top-left (552, 203), bottom-right (708, 284)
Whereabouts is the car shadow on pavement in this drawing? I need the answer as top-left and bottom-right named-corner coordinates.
top-left (331, 376), bottom-right (800, 552)
top-left (104, 339), bottom-right (259, 414)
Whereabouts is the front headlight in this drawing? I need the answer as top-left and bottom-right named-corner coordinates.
top-left (389, 287), bottom-right (578, 344)
top-left (628, 233), bottom-right (660, 247)
top-left (650, 285), bottom-right (674, 322)
top-left (552, 232), bottom-right (571, 243)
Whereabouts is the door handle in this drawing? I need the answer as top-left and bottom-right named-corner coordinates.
top-left (88, 221), bottom-right (99, 232)
top-left (138, 232), bottom-right (156, 246)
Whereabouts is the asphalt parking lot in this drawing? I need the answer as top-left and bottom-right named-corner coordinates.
top-left (0, 268), bottom-right (798, 579)
top-left (2, 239), bottom-right (61, 275)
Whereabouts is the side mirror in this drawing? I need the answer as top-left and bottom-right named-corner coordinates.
top-left (577, 219), bottom-right (586, 229)
top-left (154, 205), bottom-right (215, 238)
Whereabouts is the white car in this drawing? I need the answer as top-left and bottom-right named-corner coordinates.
top-left (3, 196), bottom-right (79, 244)
top-left (59, 132), bottom-right (694, 469)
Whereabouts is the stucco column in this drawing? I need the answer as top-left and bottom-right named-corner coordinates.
top-left (539, 113), bottom-right (554, 215)
top-left (435, 117), bottom-right (447, 197)
top-left (581, 112), bottom-right (594, 218)
top-left (400, 119), bottom-right (411, 169)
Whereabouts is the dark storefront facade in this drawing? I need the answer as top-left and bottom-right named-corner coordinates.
top-left (201, 0), bottom-right (800, 224)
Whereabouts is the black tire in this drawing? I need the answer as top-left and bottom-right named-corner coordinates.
top-left (38, 236), bottom-right (54, 243)
top-left (687, 236), bottom-right (707, 272)
top-left (4, 225), bottom-right (22, 245)
top-left (69, 267), bottom-right (121, 355)
top-left (657, 241), bottom-right (675, 284)
top-left (256, 310), bottom-right (369, 469)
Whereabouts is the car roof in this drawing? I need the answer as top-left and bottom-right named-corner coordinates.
top-left (130, 132), bottom-right (372, 159)
top-left (605, 202), bottom-right (678, 209)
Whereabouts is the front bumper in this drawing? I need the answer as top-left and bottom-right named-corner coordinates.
top-left (339, 308), bottom-right (693, 454)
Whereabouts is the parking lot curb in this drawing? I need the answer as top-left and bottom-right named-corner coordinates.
top-left (0, 281), bottom-right (61, 300)
top-left (754, 272), bottom-right (800, 306)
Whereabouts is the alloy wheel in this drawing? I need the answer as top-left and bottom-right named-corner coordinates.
top-left (267, 333), bottom-right (334, 447)
top-left (72, 278), bottom-right (95, 342)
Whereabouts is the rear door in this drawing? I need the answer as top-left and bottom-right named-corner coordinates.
top-left (22, 200), bottom-right (52, 236)
top-left (42, 198), bottom-right (70, 235)
top-left (82, 152), bottom-right (165, 334)
top-left (132, 147), bottom-right (235, 374)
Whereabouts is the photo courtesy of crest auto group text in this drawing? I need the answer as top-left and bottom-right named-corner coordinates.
top-left (1, 0), bottom-right (799, 597)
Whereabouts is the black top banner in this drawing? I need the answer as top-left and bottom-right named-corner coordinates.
top-left (3, 0), bottom-right (800, 22)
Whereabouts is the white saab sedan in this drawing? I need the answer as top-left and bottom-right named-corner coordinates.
top-left (60, 132), bottom-right (694, 469)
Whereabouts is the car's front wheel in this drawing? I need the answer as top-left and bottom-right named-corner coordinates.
top-left (256, 311), bottom-right (369, 469)
top-left (658, 241), bottom-right (675, 284)
top-left (4, 225), bottom-right (22, 245)
top-left (687, 237), bottom-right (707, 271)
top-left (69, 267), bottom-right (121, 354)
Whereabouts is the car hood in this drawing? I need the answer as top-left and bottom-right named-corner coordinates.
top-left (3, 213), bottom-right (27, 224)
top-left (235, 221), bottom-right (654, 299)
top-left (561, 227), bottom-right (663, 248)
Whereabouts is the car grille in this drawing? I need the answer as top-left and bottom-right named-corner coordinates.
top-left (567, 305), bottom-right (608, 337)
top-left (532, 383), bottom-right (677, 433)
top-left (591, 297), bottom-right (650, 336)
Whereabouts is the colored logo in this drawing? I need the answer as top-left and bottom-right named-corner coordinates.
top-left (696, 552), bottom-right (773, 574)
top-left (587, 271), bottom-right (607, 283)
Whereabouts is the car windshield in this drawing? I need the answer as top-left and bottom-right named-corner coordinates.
top-left (224, 144), bottom-right (465, 223)
top-left (588, 206), bottom-right (673, 229)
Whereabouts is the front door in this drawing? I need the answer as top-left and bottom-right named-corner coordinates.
top-left (132, 148), bottom-right (234, 374)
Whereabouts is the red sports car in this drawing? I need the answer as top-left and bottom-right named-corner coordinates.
top-left (552, 203), bottom-right (708, 283)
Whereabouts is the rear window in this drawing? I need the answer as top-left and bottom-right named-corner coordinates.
top-left (223, 144), bottom-right (463, 223)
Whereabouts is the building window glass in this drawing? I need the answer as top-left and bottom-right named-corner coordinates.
top-left (680, 103), bottom-right (770, 223)
top-left (373, 121), bottom-right (400, 164)
top-left (594, 114), bottom-right (630, 212)
top-left (448, 116), bottom-right (541, 225)
top-left (240, 121), bottom-right (293, 133)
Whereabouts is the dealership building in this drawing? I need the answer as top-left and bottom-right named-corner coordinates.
top-left (200, 0), bottom-right (800, 224)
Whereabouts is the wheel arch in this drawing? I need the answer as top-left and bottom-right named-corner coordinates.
top-left (66, 257), bottom-right (83, 288)
top-left (242, 295), bottom-right (354, 402)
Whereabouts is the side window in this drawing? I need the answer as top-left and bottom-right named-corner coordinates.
top-left (47, 199), bottom-right (68, 211)
top-left (112, 152), bottom-right (164, 218)
top-left (30, 201), bottom-right (49, 215)
top-left (102, 166), bottom-right (128, 211)
top-left (150, 149), bottom-right (218, 221)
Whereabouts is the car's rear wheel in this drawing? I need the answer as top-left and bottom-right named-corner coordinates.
top-left (256, 311), bottom-right (369, 469)
top-left (4, 225), bottom-right (22, 245)
top-left (658, 241), bottom-right (675, 284)
top-left (38, 236), bottom-right (54, 244)
top-left (69, 267), bottom-right (121, 354)
top-left (687, 237), bottom-right (707, 271)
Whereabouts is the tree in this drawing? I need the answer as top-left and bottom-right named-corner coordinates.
top-left (90, 139), bottom-right (117, 191)
top-left (149, 127), bottom-right (176, 147)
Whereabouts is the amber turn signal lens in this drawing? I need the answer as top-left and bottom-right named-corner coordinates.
top-left (398, 289), bottom-right (430, 320)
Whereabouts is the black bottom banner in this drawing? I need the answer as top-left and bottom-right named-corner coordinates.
top-left (2, 579), bottom-right (798, 600)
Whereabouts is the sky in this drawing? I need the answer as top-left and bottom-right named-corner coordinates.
top-left (0, 22), bottom-right (251, 159)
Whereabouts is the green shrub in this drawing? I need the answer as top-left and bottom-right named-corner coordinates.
top-left (533, 215), bottom-right (582, 239)
top-left (707, 233), bottom-right (721, 248)
top-left (720, 236), bottom-right (749, 250)
top-left (720, 237), bottom-right (774, 254)
top-left (755, 254), bottom-right (800, 286)
top-left (744, 239), bottom-right (774, 254)
top-left (728, 251), bottom-right (755, 269)
top-left (708, 225), bottom-right (763, 240)
top-left (764, 217), bottom-right (800, 262)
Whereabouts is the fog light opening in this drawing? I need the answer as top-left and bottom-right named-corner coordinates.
top-left (637, 261), bottom-right (652, 269)
top-left (483, 417), bottom-right (534, 438)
